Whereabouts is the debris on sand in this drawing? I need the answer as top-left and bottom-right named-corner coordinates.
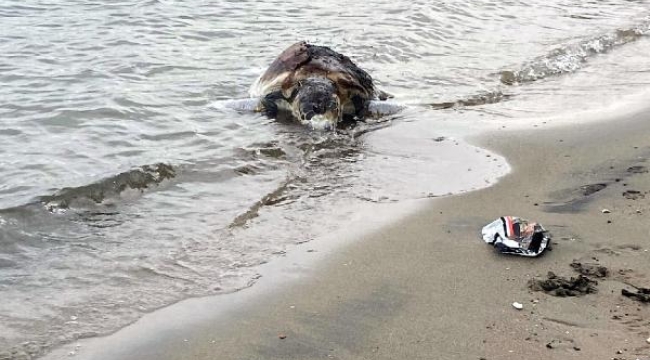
top-left (621, 287), bottom-right (650, 303)
top-left (627, 165), bottom-right (648, 174)
top-left (481, 216), bottom-right (551, 257)
top-left (528, 272), bottom-right (598, 296)
top-left (622, 190), bottom-right (645, 200)
top-left (512, 302), bottom-right (523, 310)
top-left (544, 339), bottom-right (577, 350)
top-left (570, 261), bottom-right (610, 278)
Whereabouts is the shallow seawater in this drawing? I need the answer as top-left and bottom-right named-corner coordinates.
top-left (1, 0), bottom-right (650, 358)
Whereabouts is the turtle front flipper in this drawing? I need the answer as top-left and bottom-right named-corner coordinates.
top-left (216, 98), bottom-right (262, 112)
top-left (367, 100), bottom-right (405, 118)
top-left (351, 94), bottom-right (369, 120)
top-left (260, 90), bottom-right (288, 118)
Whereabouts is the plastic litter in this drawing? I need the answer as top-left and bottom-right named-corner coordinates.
top-left (512, 302), bottom-right (523, 310)
top-left (481, 216), bottom-right (551, 257)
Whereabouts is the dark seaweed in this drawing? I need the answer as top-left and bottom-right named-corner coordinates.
top-left (529, 272), bottom-right (598, 296)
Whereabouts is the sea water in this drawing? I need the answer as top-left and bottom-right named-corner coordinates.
top-left (1, 1), bottom-right (650, 358)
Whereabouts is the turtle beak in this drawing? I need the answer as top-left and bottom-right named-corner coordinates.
top-left (305, 95), bottom-right (340, 131)
top-left (306, 113), bottom-right (337, 131)
top-left (293, 92), bottom-right (340, 131)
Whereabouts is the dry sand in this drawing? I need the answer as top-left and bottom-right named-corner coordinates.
top-left (50, 110), bottom-right (650, 360)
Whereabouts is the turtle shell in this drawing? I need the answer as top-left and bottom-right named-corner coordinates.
top-left (250, 42), bottom-right (376, 105)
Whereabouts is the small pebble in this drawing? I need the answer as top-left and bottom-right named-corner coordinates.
top-left (279, 334), bottom-right (287, 340)
top-left (646, 337), bottom-right (650, 344)
top-left (602, 209), bottom-right (611, 214)
top-left (512, 302), bottom-right (523, 310)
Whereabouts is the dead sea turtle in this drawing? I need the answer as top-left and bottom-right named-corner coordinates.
top-left (225, 42), bottom-right (402, 130)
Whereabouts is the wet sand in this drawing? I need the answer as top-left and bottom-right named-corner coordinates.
top-left (50, 109), bottom-right (650, 360)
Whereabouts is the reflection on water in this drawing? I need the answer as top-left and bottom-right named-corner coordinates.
top-left (1, 0), bottom-right (650, 358)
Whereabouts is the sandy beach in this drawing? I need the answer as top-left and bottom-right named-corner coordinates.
top-left (43, 108), bottom-right (650, 360)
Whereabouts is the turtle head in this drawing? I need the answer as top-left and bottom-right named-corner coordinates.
top-left (291, 78), bottom-right (340, 131)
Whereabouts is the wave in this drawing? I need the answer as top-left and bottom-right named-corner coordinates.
top-left (37, 163), bottom-right (176, 211)
top-left (500, 21), bottom-right (650, 85)
top-left (427, 90), bottom-right (513, 109)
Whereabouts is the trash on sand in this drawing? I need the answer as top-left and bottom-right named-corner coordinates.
top-left (512, 302), bottom-right (523, 310)
top-left (621, 287), bottom-right (650, 303)
top-left (528, 272), bottom-right (598, 296)
top-left (481, 216), bottom-right (551, 257)
top-left (601, 209), bottom-right (611, 213)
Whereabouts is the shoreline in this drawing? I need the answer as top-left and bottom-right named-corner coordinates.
top-left (44, 108), bottom-right (650, 360)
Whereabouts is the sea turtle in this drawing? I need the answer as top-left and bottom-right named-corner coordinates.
top-left (225, 42), bottom-right (403, 130)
